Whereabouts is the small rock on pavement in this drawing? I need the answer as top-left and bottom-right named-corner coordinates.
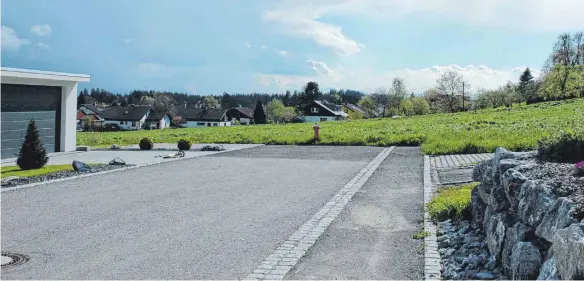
top-left (72, 160), bottom-right (92, 172)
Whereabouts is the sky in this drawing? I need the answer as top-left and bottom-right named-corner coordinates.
top-left (2, 0), bottom-right (584, 95)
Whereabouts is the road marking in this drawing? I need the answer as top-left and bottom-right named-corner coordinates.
top-left (244, 146), bottom-right (395, 280)
top-left (0, 145), bottom-right (263, 193)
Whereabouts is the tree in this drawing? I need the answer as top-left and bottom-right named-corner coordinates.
top-left (221, 92), bottom-right (236, 109)
top-left (436, 70), bottom-right (465, 112)
top-left (16, 119), bottom-right (49, 170)
top-left (296, 81), bottom-right (322, 110)
top-left (329, 93), bottom-right (342, 104)
top-left (152, 94), bottom-right (176, 115)
top-left (371, 87), bottom-right (390, 117)
top-left (399, 99), bottom-right (414, 116)
top-left (358, 96), bottom-right (378, 117)
top-left (139, 96), bottom-right (156, 106)
top-left (267, 99), bottom-right (286, 122)
top-left (120, 98), bottom-right (128, 107)
top-left (518, 68), bottom-right (534, 102)
top-left (203, 96), bottom-right (219, 108)
top-left (389, 77), bottom-right (407, 110)
top-left (282, 90), bottom-right (291, 106)
top-left (254, 100), bottom-right (267, 124)
top-left (410, 96), bottom-right (430, 115)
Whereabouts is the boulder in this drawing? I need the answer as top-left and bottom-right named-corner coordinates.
top-left (517, 181), bottom-right (557, 227)
top-left (552, 222), bottom-right (584, 280)
top-left (502, 222), bottom-right (535, 276)
top-left (485, 213), bottom-right (507, 263)
top-left (473, 160), bottom-right (490, 181)
top-left (477, 183), bottom-right (492, 204)
top-left (491, 147), bottom-right (522, 186)
top-left (488, 183), bottom-right (510, 213)
top-left (510, 242), bottom-right (542, 280)
top-left (502, 168), bottom-right (528, 211)
top-left (476, 271), bottom-right (495, 280)
top-left (471, 186), bottom-right (487, 227)
top-left (536, 197), bottom-right (577, 243)
top-left (72, 160), bottom-right (92, 172)
top-left (537, 256), bottom-right (559, 280)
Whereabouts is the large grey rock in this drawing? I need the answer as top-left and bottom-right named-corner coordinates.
top-left (537, 256), bottom-right (559, 280)
top-left (473, 160), bottom-right (490, 181)
top-left (488, 183), bottom-right (510, 213)
top-left (510, 242), bottom-right (542, 280)
top-left (517, 181), bottom-right (556, 227)
top-left (485, 213), bottom-right (507, 263)
top-left (502, 222), bottom-right (535, 276)
top-left (552, 222), bottom-right (584, 280)
top-left (491, 147), bottom-right (522, 186)
top-left (478, 183), bottom-right (493, 205)
top-left (536, 197), bottom-right (577, 243)
top-left (502, 168), bottom-right (528, 211)
top-left (72, 160), bottom-right (92, 172)
top-left (471, 186), bottom-right (487, 227)
top-left (483, 204), bottom-right (494, 232)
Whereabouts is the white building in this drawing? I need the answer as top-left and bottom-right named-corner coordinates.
top-left (1, 67), bottom-right (90, 158)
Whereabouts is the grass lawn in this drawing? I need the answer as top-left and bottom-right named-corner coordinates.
top-left (427, 182), bottom-right (479, 222)
top-left (1, 164), bottom-right (76, 178)
top-left (77, 98), bottom-right (584, 155)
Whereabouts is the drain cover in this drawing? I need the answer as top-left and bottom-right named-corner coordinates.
top-left (1, 252), bottom-right (29, 267)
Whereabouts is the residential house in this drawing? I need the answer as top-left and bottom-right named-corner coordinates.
top-left (77, 103), bottom-right (105, 129)
top-left (102, 105), bottom-right (152, 130)
top-left (342, 102), bottom-right (372, 119)
top-left (145, 111), bottom-right (172, 129)
top-left (176, 107), bottom-right (231, 128)
top-left (301, 100), bottom-right (348, 122)
top-left (226, 107), bottom-right (254, 125)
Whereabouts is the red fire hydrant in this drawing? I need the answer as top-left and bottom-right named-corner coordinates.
top-left (313, 122), bottom-right (320, 142)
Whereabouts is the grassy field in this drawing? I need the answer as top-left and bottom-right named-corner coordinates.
top-left (77, 98), bottom-right (584, 155)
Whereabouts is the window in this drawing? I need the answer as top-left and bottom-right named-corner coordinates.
top-left (132, 121), bottom-right (136, 126)
top-left (213, 123), bottom-right (218, 127)
top-left (197, 122), bottom-right (205, 126)
top-left (320, 118), bottom-right (328, 122)
top-left (207, 123), bottom-right (211, 127)
top-left (311, 107), bottom-right (319, 113)
top-left (121, 121), bottom-right (126, 125)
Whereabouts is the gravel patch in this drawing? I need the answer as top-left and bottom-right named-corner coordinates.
top-left (437, 219), bottom-right (505, 280)
top-left (1, 164), bottom-right (133, 188)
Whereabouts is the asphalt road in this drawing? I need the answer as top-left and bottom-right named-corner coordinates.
top-left (286, 147), bottom-right (425, 280)
top-left (1, 145), bottom-right (386, 279)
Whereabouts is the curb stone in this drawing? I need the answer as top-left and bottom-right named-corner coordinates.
top-left (0, 144), bottom-right (263, 193)
top-left (424, 155), bottom-right (442, 280)
top-left (244, 146), bottom-right (395, 280)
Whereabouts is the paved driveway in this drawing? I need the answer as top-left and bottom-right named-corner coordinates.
top-left (1, 146), bottom-right (387, 279)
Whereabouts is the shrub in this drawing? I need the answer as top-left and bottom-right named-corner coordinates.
top-left (427, 183), bottom-right (477, 222)
top-left (413, 231), bottom-right (431, 240)
top-left (537, 130), bottom-right (584, 163)
top-left (177, 139), bottom-right (192, 150)
top-left (139, 138), bottom-right (153, 150)
top-left (17, 119), bottom-right (49, 170)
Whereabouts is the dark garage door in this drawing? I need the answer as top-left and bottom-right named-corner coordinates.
top-left (1, 84), bottom-right (61, 159)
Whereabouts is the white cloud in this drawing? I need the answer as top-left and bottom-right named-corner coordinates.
top-left (124, 38), bottom-right (132, 44)
top-left (261, 45), bottom-right (268, 49)
top-left (256, 63), bottom-right (540, 94)
top-left (275, 49), bottom-right (288, 56)
top-left (1, 25), bottom-right (30, 51)
top-left (36, 42), bottom-right (50, 49)
top-left (30, 24), bottom-right (52, 36)
top-left (245, 41), bottom-right (251, 48)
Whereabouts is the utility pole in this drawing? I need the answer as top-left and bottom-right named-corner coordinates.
top-left (462, 81), bottom-right (465, 111)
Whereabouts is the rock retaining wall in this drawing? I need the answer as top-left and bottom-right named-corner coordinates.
top-left (472, 147), bottom-right (584, 280)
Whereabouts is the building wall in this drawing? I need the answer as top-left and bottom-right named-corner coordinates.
top-left (185, 121), bottom-right (232, 128)
top-left (104, 119), bottom-right (144, 130)
top-left (162, 115), bottom-right (171, 128)
top-left (303, 116), bottom-right (337, 123)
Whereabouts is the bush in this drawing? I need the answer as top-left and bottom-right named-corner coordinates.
top-left (177, 139), bottom-right (192, 150)
top-left (537, 130), bottom-right (584, 163)
top-left (139, 138), bottom-right (153, 150)
top-left (427, 183), bottom-right (477, 222)
top-left (17, 119), bottom-right (49, 170)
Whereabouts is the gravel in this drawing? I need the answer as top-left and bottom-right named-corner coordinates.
top-left (437, 219), bottom-right (505, 280)
top-left (1, 164), bottom-right (133, 188)
top-left (523, 161), bottom-right (584, 219)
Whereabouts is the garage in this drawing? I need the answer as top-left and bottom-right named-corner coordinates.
top-left (1, 68), bottom-right (90, 159)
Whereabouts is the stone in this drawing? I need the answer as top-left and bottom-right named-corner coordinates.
top-left (454, 256), bottom-right (465, 264)
top-left (537, 256), bottom-right (559, 280)
top-left (72, 160), bottom-right (92, 172)
top-left (510, 242), bottom-right (542, 280)
top-left (488, 183), bottom-right (510, 213)
top-left (437, 235), bottom-right (449, 242)
top-left (445, 248), bottom-right (455, 257)
top-left (200, 145), bottom-right (226, 151)
top-left (502, 222), bottom-right (535, 276)
top-left (491, 147), bottom-right (522, 186)
top-left (552, 222), bottom-right (584, 280)
top-left (517, 181), bottom-right (557, 228)
top-left (109, 157), bottom-right (126, 165)
top-left (536, 197), bottom-right (577, 243)
top-left (75, 145), bottom-right (91, 151)
top-left (485, 213), bottom-right (507, 263)
top-left (501, 168), bottom-right (528, 211)
top-left (468, 242), bottom-right (483, 249)
top-left (439, 248), bottom-right (447, 255)
top-left (438, 239), bottom-right (450, 248)
top-left (476, 272), bottom-right (495, 280)
top-left (473, 160), bottom-right (490, 181)
top-left (482, 204), bottom-right (494, 233)
top-left (1, 176), bottom-right (29, 186)
top-left (110, 144), bottom-right (120, 150)
top-left (485, 259), bottom-right (496, 271)
top-left (464, 269), bottom-right (478, 279)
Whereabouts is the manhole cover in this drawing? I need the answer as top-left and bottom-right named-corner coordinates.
top-left (1, 252), bottom-right (29, 267)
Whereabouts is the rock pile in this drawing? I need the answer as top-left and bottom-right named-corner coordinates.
top-left (471, 147), bottom-right (584, 280)
top-left (200, 145), bottom-right (226, 151)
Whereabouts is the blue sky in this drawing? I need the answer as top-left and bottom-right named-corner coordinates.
top-left (2, 0), bottom-right (584, 95)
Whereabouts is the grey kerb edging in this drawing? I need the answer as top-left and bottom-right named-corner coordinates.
top-left (0, 145), bottom-right (263, 193)
top-left (424, 155), bottom-right (442, 280)
top-left (244, 146), bottom-right (395, 281)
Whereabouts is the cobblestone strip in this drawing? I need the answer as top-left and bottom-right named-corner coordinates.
top-left (431, 153), bottom-right (495, 169)
top-left (424, 155), bottom-right (441, 281)
top-left (244, 147), bottom-right (395, 280)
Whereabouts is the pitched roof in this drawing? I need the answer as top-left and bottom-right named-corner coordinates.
top-left (231, 107), bottom-right (254, 119)
top-left (343, 102), bottom-right (371, 118)
top-left (314, 101), bottom-right (348, 117)
top-left (177, 108), bottom-right (227, 121)
top-left (146, 110), bottom-right (170, 121)
top-left (79, 104), bottom-right (104, 115)
top-left (103, 105), bottom-right (151, 121)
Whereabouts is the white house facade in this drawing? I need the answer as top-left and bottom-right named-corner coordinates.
top-left (1, 67), bottom-right (90, 158)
